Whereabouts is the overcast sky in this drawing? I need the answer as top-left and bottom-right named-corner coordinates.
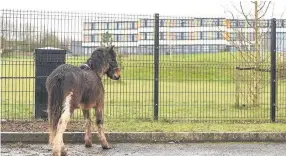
top-left (1, 0), bottom-right (286, 18)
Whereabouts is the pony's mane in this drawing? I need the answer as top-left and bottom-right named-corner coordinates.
top-left (84, 47), bottom-right (108, 76)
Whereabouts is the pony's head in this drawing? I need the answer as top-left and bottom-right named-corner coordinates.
top-left (86, 45), bottom-right (120, 80)
top-left (105, 45), bottom-right (120, 80)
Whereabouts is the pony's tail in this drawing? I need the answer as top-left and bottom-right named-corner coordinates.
top-left (47, 80), bottom-right (64, 145)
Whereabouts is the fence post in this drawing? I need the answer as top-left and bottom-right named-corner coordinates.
top-left (154, 13), bottom-right (159, 120)
top-left (270, 18), bottom-right (277, 122)
top-left (0, 10), bottom-right (3, 55)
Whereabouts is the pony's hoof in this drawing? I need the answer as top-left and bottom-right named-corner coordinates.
top-left (61, 151), bottom-right (68, 156)
top-left (85, 141), bottom-right (92, 148)
top-left (102, 144), bottom-right (112, 149)
top-left (52, 151), bottom-right (67, 156)
top-left (61, 147), bottom-right (68, 156)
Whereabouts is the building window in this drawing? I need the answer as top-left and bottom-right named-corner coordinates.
top-left (203, 19), bottom-right (214, 27)
top-left (197, 32), bottom-right (202, 39)
top-left (201, 19), bottom-right (209, 27)
top-left (180, 20), bottom-right (188, 27)
top-left (148, 20), bottom-right (154, 27)
top-left (160, 19), bottom-right (166, 27)
top-left (92, 35), bottom-right (99, 42)
top-left (202, 45), bottom-right (209, 52)
top-left (109, 23), bottom-right (115, 29)
top-left (190, 19), bottom-right (201, 27)
top-left (141, 19), bottom-right (148, 27)
top-left (132, 22), bottom-right (136, 29)
top-left (208, 32), bottom-right (213, 40)
top-left (201, 32), bottom-right (208, 40)
top-left (277, 19), bottom-right (283, 28)
top-left (159, 32), bottom-right (166, 40)
top-left (210, 32), bottom-right (216, 40)
top-left (190, 19), bottom-right (195, 26)
top-left (218, 19), bottom-right (224, 26)
top-left (209, 45), bottom-right (217, 52)
top-left (230, 20), bottom-right (238, 28)
top-left (84, 35), bottom-right (91, 42)
top-left (84, 23), bottom-right (91, 30)
top-left (237, 20), bottom-right (246, 28)
top-left (118, 35), bottom-right (125, 41)
top-left (140, 33), bottom-right (147, 40)
top-left (246, 20), bottom-right (254, 27)
top-left (258, 20), bottom-right (269, 28)
top-left (230, 32), bottom-right (237, 40)
top-left (101, 23), bottom-right (108, 29)
top-left (126, 23), bottom-right (131, 29)
top-left (113, 34), bottom-right (118, 42)
top-left (127, 35), bottom-right (133, 42)
top-left (170, 32), bottom-right (175, 40)
top-left (142, 33), bottom-right (146, 40)
top-left (218, 31), bottom-right (223, 40)
top-left (218, 45), bottom-right (226, 51)
top-left (147, 32), bottom-right (153, 40)
top-left (140, 19), bottom-right (154, 27)
top-left (127, 22), bottom-right (135, 29)
top-left (117, 23), bottom-right (124, 29)
top-left (214, 31), bottom-right (220, 40)
top-left (197, 19), bottom-right (202, 26)
top-left (92, 23), bottom-right (99, 30)
top-left (194, 45), bottom-right (200, 52)
top-left (182, 45), bottom-right (188, 53)
top-left (214, 19), bottom-right (219, 26)
top-left (190, 32), bottom-right (195, 40)
top-left (182, 32), bottom-right (188, 40)
top-left (175, 32), bottom-right (182, 40)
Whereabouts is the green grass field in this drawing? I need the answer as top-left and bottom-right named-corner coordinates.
top-left (1, 52), bottom-right (286, 123)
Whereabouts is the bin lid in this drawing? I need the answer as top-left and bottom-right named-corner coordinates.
top-left (37, 47), bottom-right (64, 50)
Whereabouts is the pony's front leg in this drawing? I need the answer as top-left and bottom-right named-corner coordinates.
top-left (82, 109), bottom-right (92, 147)
top-left (95, 105), bottom-right (112, 149)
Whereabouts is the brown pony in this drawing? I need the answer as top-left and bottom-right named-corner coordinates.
top-left (45, 46), bottom-right (120, 156)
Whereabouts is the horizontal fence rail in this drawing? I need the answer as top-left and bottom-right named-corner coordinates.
top-left (1, 9), bottom-right (286, 123)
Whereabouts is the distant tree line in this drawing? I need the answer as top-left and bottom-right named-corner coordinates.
top-left (1, 21), bottom-right (70, 57)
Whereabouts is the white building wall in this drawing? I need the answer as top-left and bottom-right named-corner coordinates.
top-left (80, 19), bottom-right (286, 55)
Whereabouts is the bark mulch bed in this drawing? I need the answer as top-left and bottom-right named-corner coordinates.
top-left (1, 120), bottom-right (88, 132)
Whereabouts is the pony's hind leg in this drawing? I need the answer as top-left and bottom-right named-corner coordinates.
top-left (95, 105), bottom-right (111, 149)
top-left (82, 109), bottom-right (92, 147)
top-left (52, 92), bottom-right (73, 156)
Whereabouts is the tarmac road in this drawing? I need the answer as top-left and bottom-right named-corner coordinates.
top-left (1, 142), bottom-right (286, 156)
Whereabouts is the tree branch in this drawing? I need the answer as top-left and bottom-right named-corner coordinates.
top-left (258, 1), bottom-right (266, 12)
top-left (231, 1), bottom-right (243, 14)
top-left (220, 4), bottom-right (235, 19)
top-left (240, 1), bottom-right (253, 28)
top-left (258, 1), bottom-right (271, 19)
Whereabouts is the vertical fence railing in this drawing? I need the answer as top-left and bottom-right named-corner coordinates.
top-left (2, 9), bottom-right (286, 123)
top-left (270, 18), bottom-right (277, 122)
top-left (153, 13), bottom-right (160, 120)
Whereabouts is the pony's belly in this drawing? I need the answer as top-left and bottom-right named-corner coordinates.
top-left (79, 103), bottom-right (96, 109)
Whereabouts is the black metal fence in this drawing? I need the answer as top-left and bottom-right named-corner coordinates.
top-left (1, 9), bottom-right (286, 123)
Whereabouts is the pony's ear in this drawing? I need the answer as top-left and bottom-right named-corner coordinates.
top-left (108, 45), bottom-right (114, 51)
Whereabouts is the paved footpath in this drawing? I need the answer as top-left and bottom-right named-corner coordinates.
top-left (1, 142), bottom-right (286, 156)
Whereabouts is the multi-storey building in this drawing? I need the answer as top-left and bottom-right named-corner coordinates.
top-left (81, 18), bottom-right (286, 55)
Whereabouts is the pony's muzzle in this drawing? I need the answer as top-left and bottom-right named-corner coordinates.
top-left (113, 68), bottom-right (120, 80)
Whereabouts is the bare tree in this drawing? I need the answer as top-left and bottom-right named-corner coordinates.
top-left (222, 1), bottom-right (273, 107)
